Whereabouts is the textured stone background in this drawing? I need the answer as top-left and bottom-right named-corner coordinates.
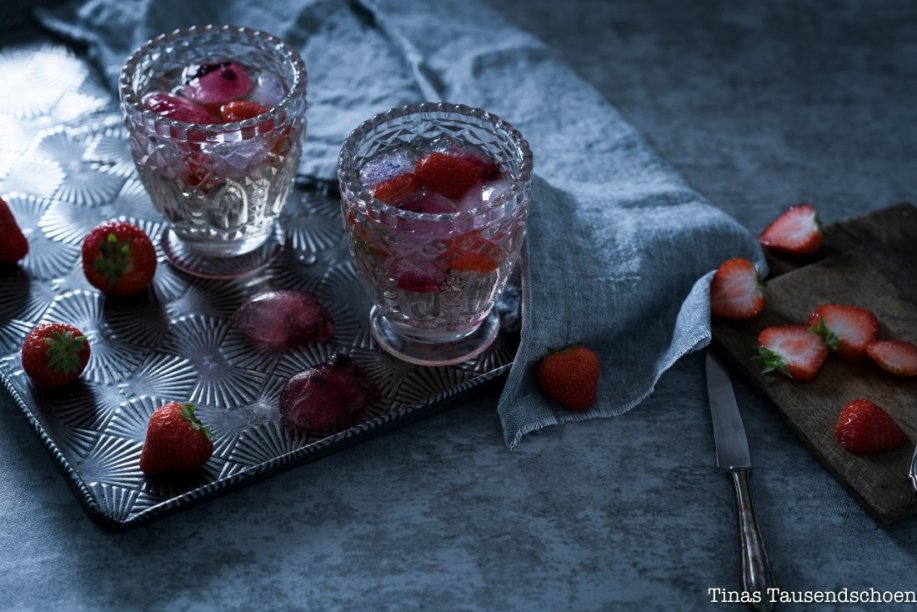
top-left (1, 1), bottom-right (916, 610)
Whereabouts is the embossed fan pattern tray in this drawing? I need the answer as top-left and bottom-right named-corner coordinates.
top-left (0, 44), bottom-right (519, 530)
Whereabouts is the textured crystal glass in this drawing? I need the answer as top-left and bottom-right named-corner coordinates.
top-left (120, 25), bottom-right (307, 278)
top-left (338, 103), bottom-right (532, 366)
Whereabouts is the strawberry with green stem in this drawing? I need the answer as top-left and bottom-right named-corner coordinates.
top-left (757, 325), bottom-right (829, 382)
top-left (81, 221), bottom-right (157, 296)
top-left (807, 304), bottom-right (878, 363)
top-left (21, 323), bottom-right (90, 387)
top-left (140, 402), bottom-right (214, 475)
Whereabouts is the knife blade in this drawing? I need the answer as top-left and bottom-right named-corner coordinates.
top-left (705, 352), bottom-right (777, 611)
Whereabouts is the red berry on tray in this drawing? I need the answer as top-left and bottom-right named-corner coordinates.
top-left (757, 325), bottom-right (828, 382)
top-left (0, 196), bottom-right (29, 264)
top-left (280, 353), bottom-right (379, 433)
top-left (866, 340), bottom-right (917, 377)
top-left (807, 304), bottom-right (878, 363)
top-left (21, 323), bottom-right (90, 387)
top-left (140, 402), bottom-right (214, 476)
top-left (759, 204), bottom-right (823, 256)
top-left (414, 152), bottom-right (482, 200)
top-left (835, 398), bottom-right (908, 455)
top-left (709, 258), bottom-right (766, 320)
top-left (82, 221), bottom-right (157, 296)
top-left (537, 345), bottom-right (600, 411)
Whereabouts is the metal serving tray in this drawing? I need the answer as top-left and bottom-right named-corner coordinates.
top-left (0, 43), bottom-right (519, 530)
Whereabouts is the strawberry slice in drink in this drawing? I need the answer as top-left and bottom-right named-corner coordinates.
top-left (142, 91), bottom-right (218, 123)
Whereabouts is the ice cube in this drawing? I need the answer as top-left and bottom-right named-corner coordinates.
top-left (249, 71), bottom-right (287, 108)
top-left (234, 290), bottom-right (334, 350)
top-left (359, 146), bottom-right (418, 188)
top-left (457, 177), bottom-right (513, 212)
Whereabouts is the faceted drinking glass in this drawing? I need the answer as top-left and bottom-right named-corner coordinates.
top-left (338, 103), bottom-right (533, 366)
top-left (120, 25), bottom-right (307, 278)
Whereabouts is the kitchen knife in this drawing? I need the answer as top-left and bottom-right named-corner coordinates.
top-left (706, 351), bottom-right (777, 610)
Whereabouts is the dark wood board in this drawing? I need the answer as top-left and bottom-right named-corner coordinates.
top-left (712, 204), bottom-right (917, 524)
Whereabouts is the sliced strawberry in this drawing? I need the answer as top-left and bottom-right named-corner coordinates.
top-left (448, 253), bottom-right (499, 274)
top-left (414, 152), bottom-right (481, 200)
top-left (709, 258), bottom-right (766, 320)
top-left (759, 204), bottom-right (823, 256)
top-left (219, 100), bottom-right (269, 123)
top-left (0, 196), bottom-right (29, 263)
top-left (807, 304), bottom-right (878, 363)
top-left (835, 398), bottom-right (909, 454)
top-left (182, 61), bottom-right (253, 108)
top-left (866, 340), bottom-right (917, 377)
top-left (757, 325), bottom-right (829, 382)
top-left (370, 173), bottom-right (418, 205)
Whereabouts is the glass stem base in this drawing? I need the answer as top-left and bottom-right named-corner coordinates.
top-left (161, 224), bottom-right (284, 279)
top-left (368, 306), bottom-right (500, 366)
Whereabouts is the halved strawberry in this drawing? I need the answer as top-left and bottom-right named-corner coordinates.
top-left (759, 204), bottom-right (823, 256)
top-left (835, 398), bottom-right (908, 454)
top-left (866, 340), bottom-right (917, 377)
top-left (709, 258), bottom-right (766, 320)
top-left (414, 152), bottom-right (481, 200)
top-left (219, 100), bottom-right (269, 123)
top-left (0, 196), bottom-right (29, 263)
top-left (757, 325), bottom-right (829, 382)
top-left (370, 173), bottom-right (418, 205)
top-left (807, 304), bottom-right (878, 363)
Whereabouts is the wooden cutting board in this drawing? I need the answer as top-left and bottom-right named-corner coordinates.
top-left (712, 203), bottom-right (917, 524)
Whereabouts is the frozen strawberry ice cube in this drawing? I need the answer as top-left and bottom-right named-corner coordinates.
top-left (142, 91), bottom-right (219, 124)
top-left (234, 290), bottom-right (334, 350)
top-left (182, 61), bottom-right (254, 108)
top-left (280, 353), bottom-right (379, 432)
top-left (359, 146), bottom-right (418, 188)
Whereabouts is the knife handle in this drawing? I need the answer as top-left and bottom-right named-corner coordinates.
top-left (730, 468), bottom-right (777, 611)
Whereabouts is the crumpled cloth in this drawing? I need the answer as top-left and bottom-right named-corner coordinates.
top-left (37, 0), bottom-right (765, 447)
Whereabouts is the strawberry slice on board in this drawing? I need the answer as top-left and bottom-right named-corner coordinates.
top-left (807, 304), bottom-right (878, 363)
top-left (709, 258), bottom-right (766, 320)
top-left (759, 204), bottom-right (823, 256)
top-left (835, 398), bottom-right (909, 455)
top-left (866, 340), bottom-right (917, 377)
top-left (757, 325), bottom-right (829, 382)
top-left (0, 196), bottom-right (29, 264)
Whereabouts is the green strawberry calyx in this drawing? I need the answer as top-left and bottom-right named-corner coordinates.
top-left (43, 329), bottom-right (88, 374)
top-left (808, 318), bottom-right (839, 350)
top-left (94, 232), bottom-right (132, 286)
top-left (755, 346), bottom-right (790, 377)
top-left (179, 402), bottom-right (213, 441)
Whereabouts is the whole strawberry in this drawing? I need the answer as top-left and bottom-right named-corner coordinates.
top-left (140, 402), bottom-right (214, 476)
top-left (21, 323), bottom-right (90, 387)
top-left (835, 398), bottom-right (908, 455)
top-left (0, 195), bottom-right (29, 263)
top-left (82, 221), bottom-right (157, 296)
top-left (536, 345), bottom-right (600, 411)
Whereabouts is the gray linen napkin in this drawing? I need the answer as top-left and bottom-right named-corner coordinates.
top-left (37, 0), bottom-right (765, 448)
